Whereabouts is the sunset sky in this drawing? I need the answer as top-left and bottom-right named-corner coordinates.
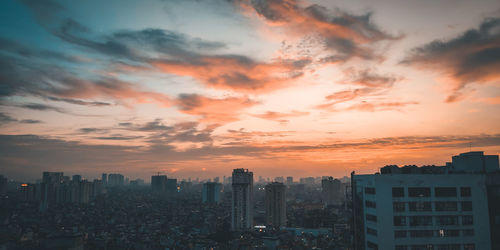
top-left (1, 0), bottom-right (499, 182)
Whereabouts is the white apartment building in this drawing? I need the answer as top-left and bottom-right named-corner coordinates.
top-left (352, 152), bottom-right (499, 250)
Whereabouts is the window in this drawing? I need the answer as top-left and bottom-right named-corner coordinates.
top-left (392, 187), bottom-right (404, 197)
top-left (367, 227), bottom-right (377, 236)
top-left (410, 230), bottom-right (434, 238)
top-left (394, 230), bottom-right (407, 238)
top-left (435, 201), bottom-right (457, 211)
top-left (367, 241), bottom-right (378, 250)
top-left (408, 187), bottom-right (431, 197)
top-left (393, 202), bottom-right (405, 212)
top-left (366, 200), bottom-right (376, 208)
top-left (365, 187), bottom-right (376, 195)
top-left (462, 215), bottom-right (473, 225)
top-left (435, 187), bottom-right (457, 197)
top-left (394, 216), bottom-right (407, 226)
top-left (461, 201), bottom-right (472, 211)
top-left (438, 229), bottom-right (459, 237)
top-left (436, 216), bottom-right (458, 226)
top-left (395, 246), bottom-right (408, 250)
top-left (366, 214), bottom-right (377, 222)
top-left (410, 245), bottom-right (434, 250)
top-left (463, 229), bottom-right (474, 236)
top-left (436, 245), bottom-right (460, 250)
top-left (410, 216), bottom-right (433, 226)
top-left (409, 202), bottom-right (432, 211)
top-left (463, 244), bottom-right (475, 250)
top-left (460, 187), bottom-right (471, 197)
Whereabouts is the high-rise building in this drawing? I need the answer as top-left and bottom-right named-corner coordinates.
top-left (42, 172), bottom-right (64, 184)
top-left (102, 173), bottom-right (107, 186)
top-left (322, 177), bottom-right (342, 206)
top-left (274, 176), bottom-right (284, 183)
top-left (286, 176), bottom-right (293, 186)
top-left (202, 182), bottom-right (222, 203)
top-left (107, 173), bottom-right (124, 186)
top-left (352, 151), bottom-right (499, 250)
top-left (0, 175), bottom-right (7, 195)
top-left (41, 172), bottom-right (64, 205)
top-left (72, 175), bottom-right (82, 182)
top-left (265, 182), bottom-right (286, 228)
top-left (232, 168), bottom-right (253, 231)
top-left (166, 178), bottom-right (177, 193)
top-left (151, 175), bottom-right (167, 193)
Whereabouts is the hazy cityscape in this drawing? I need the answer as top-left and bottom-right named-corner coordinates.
top-left (1, 151), bottom-right (499, 249)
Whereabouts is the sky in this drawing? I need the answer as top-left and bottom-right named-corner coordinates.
top-left (0, 0), bottom-right (499, 182)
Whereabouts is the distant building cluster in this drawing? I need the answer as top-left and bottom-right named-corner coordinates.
top-left (1, 151), bottom-right (498, 249)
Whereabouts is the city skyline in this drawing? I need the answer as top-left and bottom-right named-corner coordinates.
top-left (1, 0), bottom-right (500, 181)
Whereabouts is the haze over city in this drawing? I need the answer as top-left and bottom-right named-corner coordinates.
top-left (1, 0), bottom-right (500, 182)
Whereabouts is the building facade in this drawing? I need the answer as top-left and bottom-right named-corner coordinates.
top-left (352, 152), bottom-right (499, 250)
top-left (231, 168), bottom-right (253, 231)
top-left (265, 182), bottom-right (286, 227)
top-left (151, 175), bottom-right (167, 193)
top-left (322, 177), bottom-right (342, 206)
top-left (202, 182), bottom-right (222, 203)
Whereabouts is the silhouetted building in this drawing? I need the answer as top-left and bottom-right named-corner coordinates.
top-left (322, 177), bottom-right (342, 206)
top-left (41, 172), bottom-right (64, 205)
top-left (101, 173), bottom-right (107, 186)
top-left (0, 175), bottom-right (7, 195)
top-left (202, 182), bottom-right (222, 203)
top-left (232, 168), bottom-right (253, 231)
top-left (300, 177), bottom-right (315, 185)
top-left (42, 172), bottom-right (64, 184)
top-left (265, 182), bottom-right (286, 227)
top-left (166, 178), bottom-right (177, 193)
top-left (72, 175), bottom-right (82, 182)
top-left (352, 151), bottom-right (499, 250)
top-left (286, 176), bottom-right (293, 186)
top-left (151, 175), bottom-right (167, 193)
top-left (107, 173), bottom-right (124, 186)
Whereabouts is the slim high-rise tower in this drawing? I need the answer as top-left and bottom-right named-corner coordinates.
top-left (265, 182), bottom-right (286, 227)
top-left (231, 168), bottom-right (253, 231)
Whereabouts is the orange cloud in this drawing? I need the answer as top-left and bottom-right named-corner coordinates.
top-left (151, 56), bottom-right (307, 93)
top-left (252, 110), bottom-right (309, 121)
top-left (175, 94), bottom-right (258, 124)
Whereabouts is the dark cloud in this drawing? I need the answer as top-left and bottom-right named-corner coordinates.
top-left (402, 17), bottom-right (500, 102)
top-left (20, 119), bottom-right (42, 124)
top-left (0, 53), bottom-right (170, 107)
top-left (137, 119), bottom-right (173, 132)
top-left (18, 1), bottom-right (311, 94)
top-left (237, 0), bottom-right (400, 62)
top-left (341, 68), bottom-right (400, 88)
top-left (0, 37), bottom-right (82, 63)
top-left (0, 112), bottom-right (42, 125)
top-left (46, 96), bottom-right (112, 106)
top-left (0, 112), bottom-right (17, 125)
top-left (79, 127), bottom-right (107, 134)
top-left (18, 103), bottom-right (66, 113)
top-left (94, 135), bottom-right (143, 140)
